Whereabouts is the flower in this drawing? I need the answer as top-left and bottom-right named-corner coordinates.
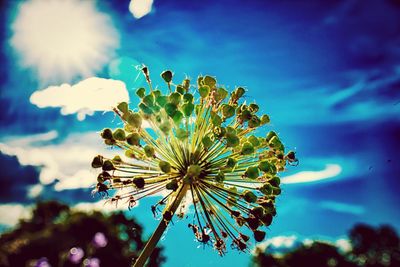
top-left (68, 247), bottom-right (84, 264)
top-left (83, 257), bottom-right (100, 267)
top-left (91, 67), bottom-right (297, 259)
top-left (34, 257), bottom-right (51, 267)
top-left (92, 232), bottom-right (108, 248)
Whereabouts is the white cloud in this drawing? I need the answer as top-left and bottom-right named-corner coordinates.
top-left (10, 0), bottom-right (119, 83)
top-left (27, 184), bottom-right (44, 198)
top-left (335, 238), bottom-right (352, 253)
top-left (30, 77), bottom-right (129, 120)
top-left (73, 200), bottom-right (130, 213)
top-left (0, 131), bottom-right (116, 191)
top-left (281, 164), bottom-right (342, 184)
top-left (319, 201), bottom-right (365, 215)
top-left (0, 204), bottom-right (31, 226)
top-left (129, 0), bottom-right (154, 19)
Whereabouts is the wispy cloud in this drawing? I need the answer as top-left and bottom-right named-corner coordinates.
top-left (281, 164), bottom-right (342, 184)
top-left (320, 201), bottom-right (365, 215)
top-left (30, 77), bottom-right (129, 120)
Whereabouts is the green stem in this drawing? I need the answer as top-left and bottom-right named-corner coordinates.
top-left (133, 184), bottom-right (189, 267)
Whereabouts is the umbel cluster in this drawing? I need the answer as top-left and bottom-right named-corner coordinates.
top-left (91, 67), bottom-right (297, 255)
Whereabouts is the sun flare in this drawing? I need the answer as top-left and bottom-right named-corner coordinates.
top-left (10, 0), bottom-right (119, 83)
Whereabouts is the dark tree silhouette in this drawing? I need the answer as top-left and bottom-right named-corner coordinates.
top-left (0, 201), bottom-right (166, 267)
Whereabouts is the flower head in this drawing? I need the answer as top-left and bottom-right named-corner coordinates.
top-left (92, 68), bottom-right (297, 256)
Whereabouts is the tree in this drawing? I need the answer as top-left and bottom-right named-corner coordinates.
top-left (0, 201), bottom-right (166, 267)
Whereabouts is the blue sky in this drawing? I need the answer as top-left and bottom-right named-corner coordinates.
top-left (1, 0), bottom-right (400, 266)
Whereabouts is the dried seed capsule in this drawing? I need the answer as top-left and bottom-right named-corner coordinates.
top-left (127, 113), bottom-right (142, 128)
top-left (250, 206), bottom-right (264, 218)
top-left (125, 150), bottom-right (135, 158)
top-left (226, 157), bottom-right (237, 168)
top-left (203, 75), bottom-right (216, 88)
top-left (260, 213), bottom-right (273, 226)
top-left (113, 128), bottom-right (126, 141)
top-left (260, 183), bottom-right (273, 195)
top-left (272, 187), bottom-right (281, 195)
top-left (101, 128), bottom-right (113, 140)
top-left (248, 115), bottom-right (261, 128)
top-left (270, 176), bottom-right (281, 187)
top-left (161, 70), bottom-right (173, 83)
top-left (260, 114), bottom-right (270, 125)
top-left (245, 166), bottom-right (259, 179)
top-left (241, 142), bottom-right (254, 155)
top-left (215, 88), bottom-right (228, 101)
top-left (91, 155), bottom-right (103, 168)
top-left (143, 145), bottom-right (155, 157)
top-left (239, 233), bottom-right (250, 242)
top-left (258, 160), bottom-right (271, 172)
top-left (246, 216), bottom-right (260, 230)
top-left (159, 161), bottom-right (171, 173)
top-left (242, 190), bottom-right (257, 203)
top-left (235, 87), bottom-right (245, 98)
top-left (248, 103), bottom-right (259, 113)
top-left (133, 177), bottom-right (145, 189)
top-left (102, 160), bottom-right (115, 171)
top-left (211, 111), bottom-right (222, 126)
top-left (266, 131), bottom-right (277, 142)
top-left (182, 79), bottom-right (190, 91)
top-left (269, 136), bottom-right (284, 151)
top-left (198, 85), bottom-right (210, 98)
top-left (254, 230), bottom-right (266, 242)
top-left (117, 102), bottom-right (129, 113)
top-left (225, 132), bottom-right (240, 147)
top-left (136, 87), bottom-right (146, 98)
top-left (248, 135), bottom-right (260, 147)
top-left (126, 133), bottom-right (140, 146)
top-left (166, 179), bottom-right (178, 191)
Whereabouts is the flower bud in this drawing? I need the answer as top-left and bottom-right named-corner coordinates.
top-left (226, 157), bottom-right (237, 168)
top-left (222, 104), bottom-right (235, 118)
top-left (242, 190), bottom-right (257, 203)
top-left (183, 93), bottom-right (194, 103)
top-left (136, 87), bottom-right (146, 98)
top-left (182, 103), bottom-right (194, 117)
top-left (117, 102), bottom-right (129, 114)
top-left (139, 103), bottom-right (153, 115)
top-left (225, 132), bottom-right (240, 147)
top-left (202, 136), bottom-right (213, 149)
top-left (176, 85), bottom-right (185, 95)
top-left (215, 171), bottom-right (225, 183)
top-left (172, 111), bottom-right (183, 124)
top-left (248, 135), bottom-right (260, 147)
top-left (126, 133), bottom-right (140, 146)
top-left (245, 166), bottom-right (259, 179)
top-left (102, 160), bottom-right (115, 171)
top-left (241, 142), bottom-right (254, 155)
top-left (156, 95), bottom-right (168, 107)
top-left (169, 92), bottom-right (182, 105)
top-left (143, 94), bottom-right (155, 107)
top-left (248, 103), bottom-right (259, 113)
top-left (143, 145), bottom-right (155, 157)
top-left (159, 161), bottom-right (171, 173)
top-left (164, 103), bottom-right (177, 117)
top-left (113, 128), bottom-right (126, 141)
top-left (260, 114), bottom-right (270, 125)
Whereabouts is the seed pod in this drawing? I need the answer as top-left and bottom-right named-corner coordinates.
top-left (163, 210), bottom-right (173, 221)
top-left (235, 87), bottom-right (245, 98)
top-left (250, 206), bottom-right (264, 218)
top-left (266, 131), bottom-right (277, 142)
top-left (117, 102), bottom-right (129, 114)
top-left (225, 132), bottom-right (240, 147)
top-left (91, 155), bottom-right (103, 168)
top-left (166, 179), bottom-right (178, 191)
top-left (272, 187), bottom-right (281, 195)
top-left (258, 161), bottom-right (271, 172)
top-left (182, 79), bottom-right (190, 91)
top-left (172, 111), bottom-right (183, 124)
top-left (215, 171), bottom-right (225, 183)
top-left (175, 128), bottom-right (188, 140)
top-left (182, 103), bottom-right (194, 117)
top-left (197, 75), bottom-right (204, 87)
top-left (213, 126), bottom-right (226, 139)
top-left (239, 233), bottom-right (250, 242)
top-left (260, 114), bottom-right (270, 125)
top-left (215, 88), bottom-right (228, 101)
top-left (152, 89), bottom-right (161, 98)
top-left (241, 142), bottom-right (254, 155)
top-left (211, 111), bottom-right (222, 126)
top-left (248, 103), bottom-right (259, 113)
top-left (156, 95), bottom-right (168, 107)
top-left (226, 157), bottom-right (237, 168)
top-left (126, 133), bottom-right (140, 146)
top-left (125, 150), bottom-right (135, 158)
top-left (164, 103), bottom-right (177, 117)
top-left (269, 136), bottom-right (284, 151)
top-left (242, 190), bottom-right (257, 203)
top-left (203, 75), bottom-right (216, 88)
top-left (254, 230), bottom-right (266, 242)
top-left (101, 128), bottom-right (113, 140)
top-left (161, 70), bottom-right (173, 83)
top-left (143, 94), bottom-right (155, 107)
top-left (113, 128), bottom-right (126, 141)
top-left (270, 176), bottom-right (281, 187)
top-left (260, 183), bottom-right (273, 195)
top-left (127, 113), bottom-right (142, 128)
top-left (198, 85), bottom-right (210, 98)
top-left (260, 213), bottom-right (273, 226)
top-left (133, 177), bottom-right (145, 189)
top-left (183, 93), bottom-right (194, 103)
top-left (102, 160), bottom-right (115, 171)
top-left (241, 110), bottom-right (252, 122)
top-left (187, 165), bottom-right (202, 178)
top-left (169, 92), bottom-right (182, 105)
top-left (97, 171), bottom-right (110, 183)
top-left (245, 166), bottom-right (259, 179)
top-left (139, 103), bottom-right (153, 115)
top-left (136, 87), bottom-right (146, 98)
top-left (222, 104), bottom-right (235, 118)
top-left (248, 115), bottom-right (261, 128)
top-left (159, 161), bottom-right (171, 173)
top-left (202, 136), bottom-right (213, 149)
top-left (176, 85), bottom-right (185, 95)
top-left (144, 145), bottom-right (155, 157)
top-left (248, 135), bottom-right (260, 147)
top-left (246, 216), bottom-right (260, 230)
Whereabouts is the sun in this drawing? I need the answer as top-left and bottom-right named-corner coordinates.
top-left (10, 0), bottom-right (119, 84)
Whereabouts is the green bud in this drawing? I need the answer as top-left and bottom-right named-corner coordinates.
top-left (235, 87), bottom-right (245, 98)
top-left (245, 166), bottom-right (259, 179)
top-left (133, 177), bottom-right (145, 189)
top-left (172, 111), bottom-right (183, 124)
top-left (113, 128), bottom-right (126, 141)
top-left (269, 136), bottom-right (284, 151)
top-left (124, 150), bottom-right (135, 158)
top-left (260, 114), bottom-right (270, 125)
top-left (241, 110), bottom-right (252, 122)
top-left (273, 187), bottom-right (281, 195)
top-left (91, 155), bottom-right (103, 168)
top-left (266, 131), bottom-right (277, 142)
top-left (136, 87), bottom-right (146, 98)
top-left (166, 179), bottom-right (178, 191)
top-left (139, 103), bottom-right (153, 115)
top-left (101, 128), bottom-right (113, 140)
top-left (248, 103), bottom-right (259, 113)
top-left (250, 206), bottom-right (264, 217)
top-left (226, 157), bottom-right (237, 168)
top-left (113, 155), bottom-right (122, 163)
top-left (182, 103), bottom-right (194, 117)
top-left (258, 161), bottom-right (271, 172)
top-left (215, 171), bottom-right (225, 183)
top-left (143, 145), bottom-right (155, 157)
top-left (202, 136), bottom-right (213, 149)
top-left (211, 111), bottom-right (222, 126)
top-left (126, 133), bottom-right (140, 146)
top-left (183, 93), bottom-right (194, 103)
top-left (164, 103), bottom-right (177, 117)
top-left (198, 85), bottom-right (210, 98)
top-left (248, 135), bottom-right (260, 147)
top-left (213, 126), bottom-right (226, 138)
top-left (225, 132), bottom-right (240, 147)
top-left (187, 164), bottom-right (202, 177)
top-left (260, 183), bottom-right (273, 195)
top-left (182, 78), bottom-right (190, 91)
top-left (175, 128), bottom-right (188, 140)
top-left (242, 190), bottom-right (257, 203)
top-left (176, 85), bottom-right (185, 95)
top-left (215, 88), bottom-right (228, 101)
top-left (270, 176), bottom-right (281, 187)
top-left (156, 95), bottom-right (168, 107)
top-left (159, 161), bottom-right (171, 173)
top-left (159, 121), bottom-right (172, 134)
top-left (203, 75), bottom-right (216, 88)
top-left (117, 102), bottom-right (129, 114)
top-left (241, 142), bottom-right (254, 155)
top-left (142, 94), bottom-right (155, 107)
top-left (197, 75), bottom-right (204, 87)
top-left (127, 113), bottom-right (142, 128)
top-left (152, 89), bottom-right (162, 98)
top-left (222, 104), bottom-right (235, 118)
top-left (161, 70), bottom-right (173, 83)
top-left (169, 92), bottom-right (181, 105)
